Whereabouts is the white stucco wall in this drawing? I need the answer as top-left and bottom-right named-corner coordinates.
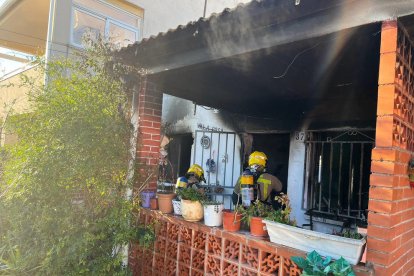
top-left (130, 0), bottom-right (252, 39)
top-left (287, 133), bottom-right (307, 227)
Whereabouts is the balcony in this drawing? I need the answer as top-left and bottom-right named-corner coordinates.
top-left (130, 209), bottom-right (373, 276)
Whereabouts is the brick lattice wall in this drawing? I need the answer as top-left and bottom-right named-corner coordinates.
top-left (130, 209), bottom-right (303, 276)
top-left (368, 20), bottom-right (414, 275)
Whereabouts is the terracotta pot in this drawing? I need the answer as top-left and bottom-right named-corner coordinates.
top-left (250, 217), bottom-right (268, 237)
top-left (222, 209), bottom-right (242, 232)
top-left (157, 192), bottom-right (176, 214)
top-left (181, 199), bottom-right (203, 222)
top-left (150, 198), bottom-right (158, 210)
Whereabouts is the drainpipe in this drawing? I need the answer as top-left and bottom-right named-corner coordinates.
top-left (122, 78), bottom-right (140, 265)
top-left (45, 0), bottom-right (56, 64)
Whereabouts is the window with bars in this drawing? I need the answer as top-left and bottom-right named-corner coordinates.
top-left (304, 130), bottom-right (374, 225)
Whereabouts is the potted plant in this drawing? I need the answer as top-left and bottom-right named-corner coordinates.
top-left (240, 200), bottom-right (272, 237)
top-left (157, 181), bottom-right (176, 214)
top-left (223, 204), bottom-right (243, 232)
top-left (263, 194), bottom-right (366, 265)
top-left (203, 200), bottom-right (224, 227)
top-left (176, 188), bottom-right (206, 222)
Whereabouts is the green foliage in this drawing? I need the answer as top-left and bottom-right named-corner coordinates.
top-left (333, 229), bottom-right (364, 240)
top-left (202, 200), bottom-right (222, 205)
top-left (291, 251), bottom-right (355, 276)
top-left (135, 223), bottom-right (156, 250)
top-left (240, 200), bottom-right (273, 226)
top-left (0, 39), bottom-right (145, 275)
top-left (176, 188), bottom-right (206, 202)
top-left (266, 193), bottom-right (295, 226)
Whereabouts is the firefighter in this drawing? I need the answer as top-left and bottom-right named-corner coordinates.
top-left (232, 151), bottom-right (283, 209)
top-left (175, 164), bottom-right (206, 191)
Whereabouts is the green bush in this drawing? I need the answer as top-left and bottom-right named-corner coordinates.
top-left (0, 40), bottom-right (145, 275)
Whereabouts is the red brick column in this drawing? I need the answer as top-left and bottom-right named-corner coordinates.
top-left (136, 78), bottom-right (163, 189)
top-left (368, 20), bottom-right (414, 275)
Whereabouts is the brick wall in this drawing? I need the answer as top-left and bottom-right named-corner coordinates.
top-left (368, 20), bottom-right (414, 275)
top-left (136, 78), bottom-right (163, 189)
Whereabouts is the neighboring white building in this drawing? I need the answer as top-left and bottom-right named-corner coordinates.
top-left (0, 0), bottom-right (250, 207)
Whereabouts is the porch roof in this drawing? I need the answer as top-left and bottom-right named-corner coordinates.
top-left (118, 0), bottom-right (414, 130)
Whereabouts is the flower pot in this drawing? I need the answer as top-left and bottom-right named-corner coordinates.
top-left (181, 199), bottom-right (203, 222)
top-left (222, 209), bottom-right (242, 232)
top-left (264, 220), bottom-right (366, 265)
top-left (250, 217), bottom-right (267, 237)
top-left (157, 192), bottom-right (176, 214)
top-left (172, 199), bottom-right (182, 215)
top-left (150, 198), bottom-right (158, 210)
top-left (141, 190), bottom-right (155, 208)
top-left (204, 204), bottom-right (224, 227)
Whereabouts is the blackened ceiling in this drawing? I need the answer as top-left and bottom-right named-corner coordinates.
top-left (116, 0), bottom-right (414, 130)
top-left (150, 23), bottom-right (381, 130)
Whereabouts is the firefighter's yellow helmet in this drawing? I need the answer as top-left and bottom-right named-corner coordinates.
top-left (248, 151), bottom-right (267, 167)
top-left (187, 164), bottom-right (206, 182)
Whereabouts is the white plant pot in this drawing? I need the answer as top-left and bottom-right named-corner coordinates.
top-left (203, 204), bottom-right (224, 227)
top-left (172, 199), bottom-right (182, 215)
top-left (264, 220), bottom-right (366, 265)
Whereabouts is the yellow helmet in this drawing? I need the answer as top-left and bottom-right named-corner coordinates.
top-left (187, 164), bottom-right (206, 182)
top-left (248, 151), bottom-right (267, 167)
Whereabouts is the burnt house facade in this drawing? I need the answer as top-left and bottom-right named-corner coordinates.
top-left (119, 1), bottom-right (414, 274)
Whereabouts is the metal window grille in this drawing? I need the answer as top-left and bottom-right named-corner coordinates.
top-left (192, 130), bottom-right (242, 209)
top-left (304, 130), bottom-right (374, 224)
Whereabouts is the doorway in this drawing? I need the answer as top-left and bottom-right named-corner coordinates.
top-left (251, 133), bottom-right (290, 193)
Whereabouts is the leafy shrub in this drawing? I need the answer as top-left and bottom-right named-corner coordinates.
top-left (0, 39), bottom-right (146, 275)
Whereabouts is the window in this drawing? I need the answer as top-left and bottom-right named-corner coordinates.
top-left (72, 10), bottom-right (105, 46)
top-left (72, 0), bottom-right (141, 48)
top-left (304, 130), bottom-right (374, 224)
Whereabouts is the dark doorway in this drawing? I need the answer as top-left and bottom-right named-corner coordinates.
top-left (168, 133), bottom-right (193, 180)
top-left (251, 134), bottom-right (290, 193)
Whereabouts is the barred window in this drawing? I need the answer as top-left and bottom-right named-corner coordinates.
top-left (304, 130), bottom-right (374, 224)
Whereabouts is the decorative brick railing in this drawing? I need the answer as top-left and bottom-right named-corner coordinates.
top-left (130, 209), bottom-right (372, 276)
top-left (130, 209), bottom-right (303, 276)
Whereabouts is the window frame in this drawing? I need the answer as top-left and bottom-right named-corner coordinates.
top-left (71, 0), bottom-right (141, 49)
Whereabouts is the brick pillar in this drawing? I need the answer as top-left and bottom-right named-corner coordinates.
top-left (368, 20), bottom-right (414, 275)
top-left (136, 78), bottom-right (163, 190)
